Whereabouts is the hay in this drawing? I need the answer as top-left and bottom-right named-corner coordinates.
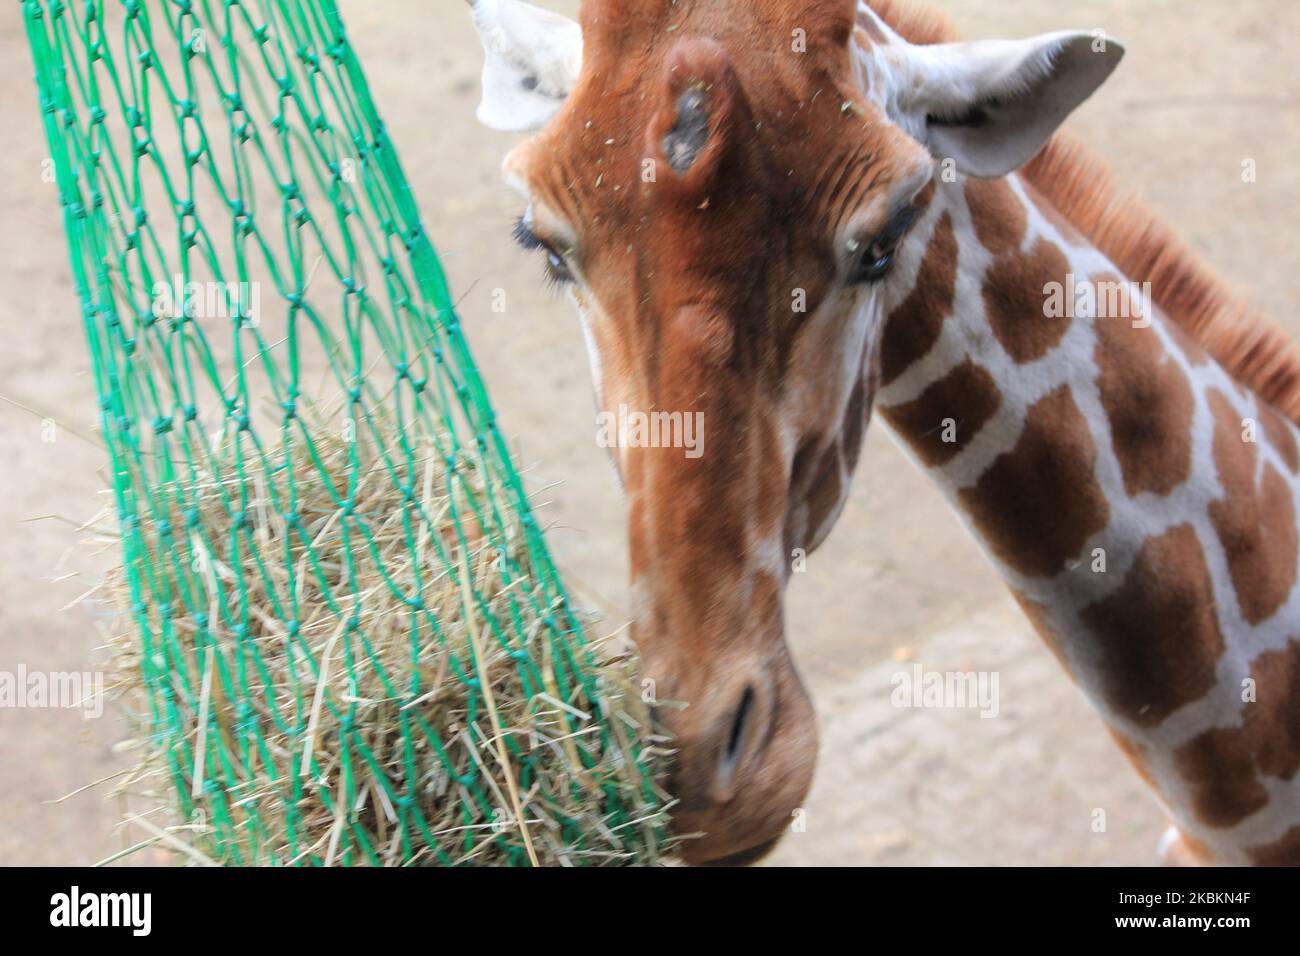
top-left (99, 409), bottom-right (675, 866)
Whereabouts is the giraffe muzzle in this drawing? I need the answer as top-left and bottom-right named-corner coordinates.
top-left (653, 644), bottom-right (818, 866)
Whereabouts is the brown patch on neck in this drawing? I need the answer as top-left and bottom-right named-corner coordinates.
top-left (982, 238), bottom-right (1072, 364)
top-left (881, 358), bottom-right (1001, 467)
top-left (958, 385), bottom-right (1109, 578)
top-left (1174, 726), bottom-right (1270, 829)
top-left (1079, 523), bottom-right (1225, 726)
top-left (1093, 294), bottom-right (1195, 497)
top-left (964, 179), bottom-right (1027, 258)
top-left (1207, 390), bottom-right (1299, 625)
top-left (1248, 825), bottom-right (1300, 865)
top-left (1162, 318), bottom-right (1212, 368)
top-left (879, 212), bottom-right (957, 386)
top-left (1243, 639), bottom-right (1300, 781)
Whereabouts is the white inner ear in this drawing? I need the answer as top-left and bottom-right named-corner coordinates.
top-left (467, 0), bottom-right (582, 132)
top-left (899, 31), bottom-right (1125, 179)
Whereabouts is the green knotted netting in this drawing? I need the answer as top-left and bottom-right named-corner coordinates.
top-left (23, 0), bottom-right (663, 865)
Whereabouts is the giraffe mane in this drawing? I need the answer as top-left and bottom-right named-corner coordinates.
top-left (870, 0), bottom-right (1300, 425)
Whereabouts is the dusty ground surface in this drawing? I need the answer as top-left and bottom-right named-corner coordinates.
top-left (2, 0), bottom-right (1298, 866)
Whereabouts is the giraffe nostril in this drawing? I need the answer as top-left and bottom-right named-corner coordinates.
top-left (725, 685), bottom-right (755, 764)
top-left (709, 684), bottom-right (758, 804)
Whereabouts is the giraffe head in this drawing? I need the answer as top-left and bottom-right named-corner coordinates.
top-left (467, 0), bottom-right (1122, 864)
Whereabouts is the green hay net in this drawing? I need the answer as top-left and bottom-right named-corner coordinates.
top-left (23, 0), bottom-right (667, 865)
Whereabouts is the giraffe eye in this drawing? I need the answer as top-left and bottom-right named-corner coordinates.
top-left (543, 248), bottom-right (573, 285)
top-left (513, 216), bottom-right (573, 286)
top-left (848, 205), bottom-right (919, 286)
top-left (849, 238), bottom-right (896, 285)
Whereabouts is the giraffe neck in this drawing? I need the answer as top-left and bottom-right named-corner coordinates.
top-left (873, 172), bottom-right (1300, 864)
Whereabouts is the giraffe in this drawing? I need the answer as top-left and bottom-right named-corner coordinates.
top-left (464, 0), bottom-right (1300, 865)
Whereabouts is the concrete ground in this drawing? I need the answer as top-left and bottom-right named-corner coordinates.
top-left (2, 0), bottom-right (1298, 865)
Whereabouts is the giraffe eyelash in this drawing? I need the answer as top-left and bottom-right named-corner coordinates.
top-left (512, 216), bottom-right (546, 251)
top-left (512, 216), bottom-right (574, 287)
top-left (877, 204), bottom-right (921, 249)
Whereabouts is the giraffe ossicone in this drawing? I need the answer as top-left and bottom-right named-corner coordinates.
top-left (466, 0), bottom-right (1300, 866)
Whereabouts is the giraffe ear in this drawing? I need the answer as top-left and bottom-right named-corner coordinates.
top-left (900, 31), bottom-right (1124, 179)
top-left (466, 0), bottom-right (582, 132)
